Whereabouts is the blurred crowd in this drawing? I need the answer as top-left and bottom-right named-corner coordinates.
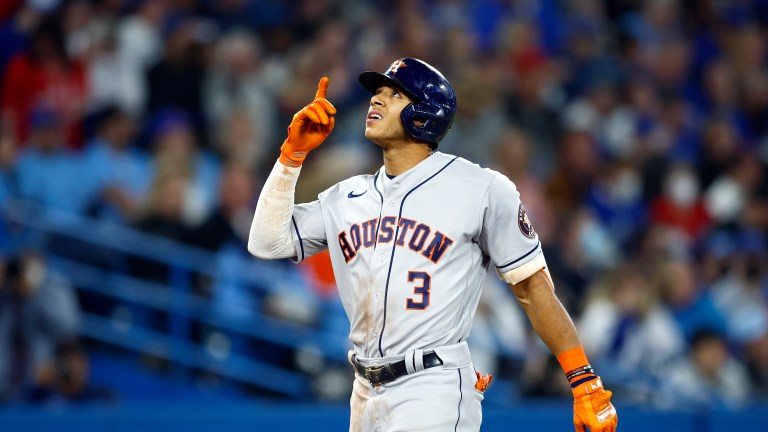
top-left (0, 251), bottom-right (113, 404)
top-left (0, 0), bottom-right (767, 410)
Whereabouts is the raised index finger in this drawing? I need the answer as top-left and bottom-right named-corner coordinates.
top-left (315, 76), bottom-right (330, 99)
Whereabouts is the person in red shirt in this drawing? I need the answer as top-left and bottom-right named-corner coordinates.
top-left (1, 19), bottom-right (88, 148)
top-left (650, 163), bottom-right (712, 240)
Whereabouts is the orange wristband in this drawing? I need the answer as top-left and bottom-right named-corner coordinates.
top-left (556, 345), bottom-right (590, 375)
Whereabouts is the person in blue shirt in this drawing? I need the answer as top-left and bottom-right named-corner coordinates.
top-left (15, 107), bottom-right (89, 213)
top-left (657, 258), bottom-right (728, 342)
top-left (81, 105), bottom-right (151, 222)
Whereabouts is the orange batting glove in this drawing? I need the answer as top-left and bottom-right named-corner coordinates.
top-left (279, 76), bottom-right (336, 167)
top-left (558, 346), bottom-right (618, 432)
top-left (572, 376), bottom-right (617, 432)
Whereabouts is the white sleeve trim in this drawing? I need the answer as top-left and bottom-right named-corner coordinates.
top-left (247, 161), bottom-right (302, 260)
top-left (497, 251), bottom-right (547, 285)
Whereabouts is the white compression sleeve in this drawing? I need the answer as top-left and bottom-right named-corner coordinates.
top-left (497, 251), bottom-right (548, 285)
top-left (247, 161), bottom-right (302, 259)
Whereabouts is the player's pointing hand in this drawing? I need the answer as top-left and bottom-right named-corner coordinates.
top-left (315, 75), bottom-right (329, 99)
top-left (279, 77), bottom-right (337, 167)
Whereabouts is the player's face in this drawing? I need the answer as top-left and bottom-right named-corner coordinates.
top-left (364, 85), bottom-right (414, 146)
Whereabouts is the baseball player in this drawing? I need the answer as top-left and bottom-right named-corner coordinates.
top-left (248, 58), bottom-right (618, 431)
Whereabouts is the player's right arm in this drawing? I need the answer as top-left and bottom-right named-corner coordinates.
top-left (247, 77), bottom-right (335, 260)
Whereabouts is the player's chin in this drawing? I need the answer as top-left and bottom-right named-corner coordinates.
top-left (364, 127), bottom-right (381, 142)
top-left (364, 132), bottom-right (387, 148)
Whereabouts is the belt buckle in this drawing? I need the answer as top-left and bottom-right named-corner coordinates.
top-left (364, 364), bottom-right (389, 386)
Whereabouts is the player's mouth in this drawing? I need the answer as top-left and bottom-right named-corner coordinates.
top-left (366, 110), bottom-right (383, 125)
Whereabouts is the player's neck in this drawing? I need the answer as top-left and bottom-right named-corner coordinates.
top-left (381, 142), bottom-right (433, 176)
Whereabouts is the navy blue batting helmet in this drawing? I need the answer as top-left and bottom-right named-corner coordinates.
top-left (359, 57), bottom-right (456, 146)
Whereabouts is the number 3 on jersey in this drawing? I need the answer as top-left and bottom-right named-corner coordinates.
top-left (406, 271), bottom-right (431, 310)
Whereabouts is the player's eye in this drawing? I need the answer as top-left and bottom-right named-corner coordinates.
top-left (393, 90), bottom-right (401, 98)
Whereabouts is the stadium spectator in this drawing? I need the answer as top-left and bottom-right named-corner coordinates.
top-left (705, 152), bottom-right (764, 224)
top-left (130, 164), bottom-right (195, 287)
top-left (650, 162), bottom-right (712, 240)
top-left (0, 252), bottom-right (81, 402)
top-left (1, 18), bottom-right (88, 148)
top-left (663, 329), bottom-right (751, 409)
top-left (204, 29), bottom-right (279, 168)
top-left (711, 238), bottom-right (768, 345)
top-left (545, 130), bottom-right (601, 216)
top-left (146, 109), bottom-right (220, 227)
top-left (584, 160), bottom-right (647, 246)
top-left (0, 126), bottom-right (15, 206)
top-left (697, 117), bottom-right (742, 190)
top-left (656, 258), bottom-right (727, 342)
top-left (0, 2), bottom-right (43, 74)
top-left (26, 340), bottom-right (114, 404)
top-left (136, 166), bottom-right (194, 244)
top-left (578, 263), bottom-right (684, 400)
top-left (59, 0), bottom-right (97, 62)
top-left (114, 0), bottom-right (167, 115)
top-left (190, 162), bottom-right (256, 251)
top-left (744, 324), bottom-right (768, 401)
top-left (145, 14), bottom-right (208, 138)
top-left (438, 61), bottom-right (507, 167)
top-left (87, 27), bottom-right (145, 116)
top-left (14, 107), bottom-right (89, 212)
top-left (81, 105), bottom-right (149, 221)
top-left (212, 107), bottom-right (265, 169)
top-left (489, 126), bottom-right (554, 243)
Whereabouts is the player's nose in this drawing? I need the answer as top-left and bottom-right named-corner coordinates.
top-left (370, 94), bottom-right (384, 107)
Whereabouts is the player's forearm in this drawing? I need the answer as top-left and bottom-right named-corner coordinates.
top-left (247, 160), bottom-right (301, 259)
top-left (509, 270), bottom-right (581, 355)
top-left (513, 270), bottom-right (618, 429)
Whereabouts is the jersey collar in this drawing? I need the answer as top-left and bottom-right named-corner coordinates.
top-left (375, 152), bottom-right (453, 194)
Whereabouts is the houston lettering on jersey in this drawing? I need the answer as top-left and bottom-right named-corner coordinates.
top-left (338, 216), bottom-right (454, 264)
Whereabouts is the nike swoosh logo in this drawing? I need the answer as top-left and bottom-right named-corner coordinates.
top-left (347, 190), bottom-right (367, 199)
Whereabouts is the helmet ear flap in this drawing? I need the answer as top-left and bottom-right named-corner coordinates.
top-left (400, 102), bottom-right (453, 144)
top-left (400, 103), bottom-right (419, 140)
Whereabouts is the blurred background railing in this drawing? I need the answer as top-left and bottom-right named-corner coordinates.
top-left (3, 200), bottom-right (353, 400)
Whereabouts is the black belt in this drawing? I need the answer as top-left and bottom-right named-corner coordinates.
top-left (352, 352), bottom-right (443, 386)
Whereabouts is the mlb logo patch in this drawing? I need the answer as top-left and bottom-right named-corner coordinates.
top-left (518, 204), bottom-right (536, 238)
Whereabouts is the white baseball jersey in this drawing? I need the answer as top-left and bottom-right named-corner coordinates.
top-left (290, 151), bottom-right (543, 359)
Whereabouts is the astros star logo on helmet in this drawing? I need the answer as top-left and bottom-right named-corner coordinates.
top-left (389, 59), bottom-right (407, 74)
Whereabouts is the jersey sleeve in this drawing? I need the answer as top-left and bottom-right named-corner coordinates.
top-left (290, 199), bottom-right (329, 262)
top-left (478, 173), bottom-right (546, 285)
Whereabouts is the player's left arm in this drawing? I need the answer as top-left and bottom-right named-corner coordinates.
top-left (508, 270), bottom-right (618, 432)
top-left (479, 173), bottom-right (617, 430)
